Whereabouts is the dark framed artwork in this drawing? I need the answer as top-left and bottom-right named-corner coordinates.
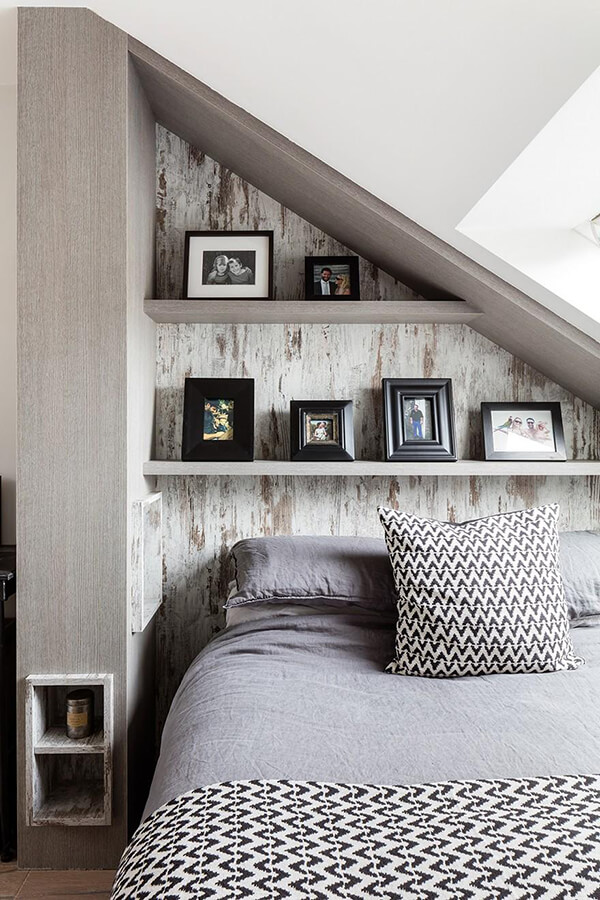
top-left (182, 378), bottom-right (254, 461)
top-left (290, 400), bottom-right (355, 461)
top-left (383, 378), bottom-right (456, 462)
top-left (304, 256), bottom-right (360, 301)
top-left (481, 402), bottom-right (566, 461)
top-left (183, 231), bottom-right (274, 300)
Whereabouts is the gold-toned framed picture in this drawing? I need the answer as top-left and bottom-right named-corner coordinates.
top-left (304, 411), bottom-right (340, 446)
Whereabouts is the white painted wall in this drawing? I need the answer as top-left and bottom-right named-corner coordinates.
top-left (0, 7), bottom-right (16, 543)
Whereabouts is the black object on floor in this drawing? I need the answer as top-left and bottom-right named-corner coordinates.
top-left (0, 546), bottom-right (16, 862)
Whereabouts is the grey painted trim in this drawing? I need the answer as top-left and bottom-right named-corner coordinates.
top-left (129, 37), bottom-right (600, 409)
top-left (125, 54), bottom-right (159, 835)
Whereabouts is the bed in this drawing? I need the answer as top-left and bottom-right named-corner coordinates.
top-left (112, 531), bottom-right (600, 899)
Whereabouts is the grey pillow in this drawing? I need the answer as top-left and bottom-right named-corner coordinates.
top-left (225, 531), bottom-right (600, 622)
top-left (225, 535), bottom-right (397, 611)
top-left (559, 531), bottom-right (600, 624)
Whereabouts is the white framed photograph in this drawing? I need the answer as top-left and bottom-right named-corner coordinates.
top-left (481, 402), bottom-right (567, 461)
top-left (183, 231), bottom-right (274, 300)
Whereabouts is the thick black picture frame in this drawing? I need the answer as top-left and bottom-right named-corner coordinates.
top-left (183, 230), bottom-right (274, 300)
top-left (290, 400), bottom-right (355, 462)
top-left (182, 378), bottom-right (255, 461)
top-left (383, 378), bottom-right (456, 462)
top-left (481, 402), bottom-right (566, 461)
top-left (304, 256), bottom-right (360, 301)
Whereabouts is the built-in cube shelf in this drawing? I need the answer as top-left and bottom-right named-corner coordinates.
top-left (25, 674), bottom-right (113, 826)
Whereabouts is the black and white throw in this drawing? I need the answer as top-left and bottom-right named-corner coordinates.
top-left (378, 503), bottom-right (583, 678)
top-left (112, 775), bottom-right (600, 899)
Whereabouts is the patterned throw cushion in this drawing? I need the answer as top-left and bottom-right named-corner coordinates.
top-left (378, 504), bottom-right (583, 678)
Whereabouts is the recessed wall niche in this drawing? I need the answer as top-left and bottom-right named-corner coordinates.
top-left (152, 129), bottom-right (600, 728)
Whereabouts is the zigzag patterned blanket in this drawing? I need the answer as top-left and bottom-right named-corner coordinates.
top-left (112, 775), bottom-right (600, 899)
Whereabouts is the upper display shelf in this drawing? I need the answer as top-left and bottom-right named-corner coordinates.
top-left (143, 299), bottom-right (482, 325)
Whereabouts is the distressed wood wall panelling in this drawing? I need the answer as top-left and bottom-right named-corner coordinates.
top-left (156, 323), bottom-right (600, 464)
top-left (154, 128), bottom-right (600, 729)
top-left (154, 320), bottom-right (600, 725)
top-left (156, 127), bottom-right (425, 302)
top-left (156, 473), bottom-right (600, 726)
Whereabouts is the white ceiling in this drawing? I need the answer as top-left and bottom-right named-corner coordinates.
top-left (3, 1), bottom-right (600, 333)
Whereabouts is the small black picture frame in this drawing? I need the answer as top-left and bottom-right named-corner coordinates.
top-left (304, 256), bottom-right (360, 301)
top-left (290, 400), bottom-right (355, 462)
top-left (183, 231), bottom-right (274, 300)
top-left (182, 378), bottom-right (254, 461)
top-left (481, 402), bottom-right (566, 461)
top-left (383, 378), bottom-right (456, 462)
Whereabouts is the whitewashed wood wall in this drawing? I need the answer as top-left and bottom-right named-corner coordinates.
top-left (154, 127), bottom-right (600, 725)
top-left (156, 127), bottom-right (424, 302)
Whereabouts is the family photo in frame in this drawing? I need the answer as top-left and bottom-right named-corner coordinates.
top-left (481, 403), bottom-right (566, 461)
top-left (182, 378), bottom-right (255, 462)
top-left (382, 378), bottom-right (457, 462)
top-left (290, 400), bottom-right (355, 462)
top-left (183, 231), bottom-right (273, 300)
top-left (304, 256), bottom-right (360, 301)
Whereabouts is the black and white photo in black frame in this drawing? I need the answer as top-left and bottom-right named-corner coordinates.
top-left (481, 402), bottom-right (566, 461)
top-left (290, 400), bottom-right (355, 462)
top-left (304, 256), bottom-right (360, 301)
top-left (183, 231), bottom-right (274, 300)
top-left (383, 378), bottom-right (456, 462)
top-left (182, 378), bottom-right (255, 462)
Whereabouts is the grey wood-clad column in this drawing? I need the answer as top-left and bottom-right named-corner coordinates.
top-left (17, 8), bottom-right (129, 867)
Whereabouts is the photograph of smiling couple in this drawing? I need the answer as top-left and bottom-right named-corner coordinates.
top-left (305, 255), bottom-right (360, 300)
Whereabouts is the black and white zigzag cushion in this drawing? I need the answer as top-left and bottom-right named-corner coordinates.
top-left (378, 503), bottom-right (583, 677)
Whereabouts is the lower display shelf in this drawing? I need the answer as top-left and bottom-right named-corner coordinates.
top-left (33, 779), bottom-right (106, 827)
top-left (144, 459), bottom-right (600, 477)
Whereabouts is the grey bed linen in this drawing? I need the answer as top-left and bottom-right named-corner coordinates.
top-left (144, 609), bottom-right (600, 820)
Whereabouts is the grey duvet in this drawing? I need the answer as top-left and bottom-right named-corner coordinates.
top-left (144, 608), bottom-right (600, 820)
top-left (112, 609), bottom-right (600, 898)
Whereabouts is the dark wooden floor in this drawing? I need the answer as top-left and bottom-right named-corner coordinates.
top-left (0, 862), bottom-right (115, 898)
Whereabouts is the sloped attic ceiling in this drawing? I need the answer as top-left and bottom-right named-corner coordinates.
top-left (125, 36), bottom-right (600, 409)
